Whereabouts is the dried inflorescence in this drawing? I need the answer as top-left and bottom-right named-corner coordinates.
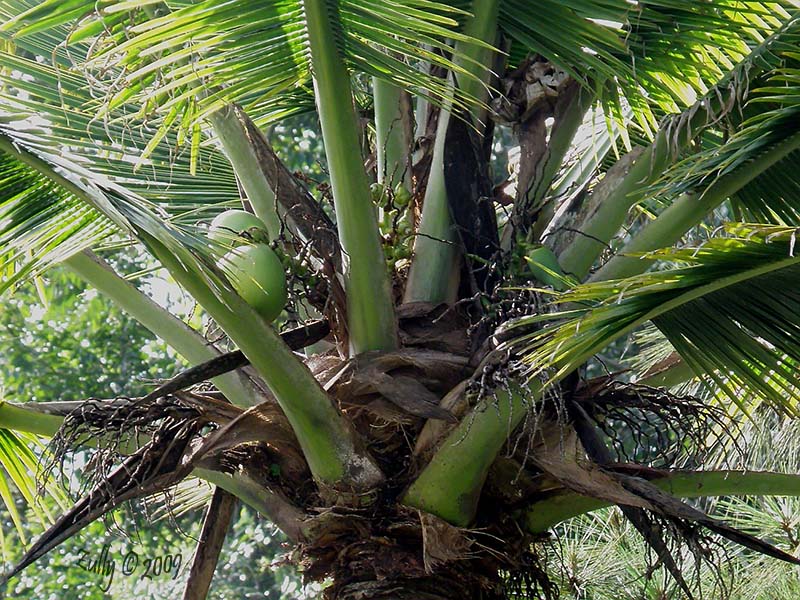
top-left (38, 387), bottom-right (305, 510)
top-left (575, 379), bottom-right (738, 469)
top-left (42, 395), bottom-right (207, 500)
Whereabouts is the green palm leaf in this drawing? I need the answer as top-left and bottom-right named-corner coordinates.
top-left (0, 107), bottom-right (222, 300)
top-left (0, 149), bottom-right (114, 294)
top-left (0, 36), bottom-right (246, 292)
top-left (651, 65), bottom-right (800, 201)
top-left (2, 0), bottom-right (486, 127)
top-left (5, 0), bottom-right (792, 144)
top-left (555, 13), bottom-right (800, 280)
top-left (732, 150), bottom-right (800, 223)
top-left (511, 224), bottom-right (800, 412)
top-left (498, 1), bottom-right (797, 129)
top-left (0, 49), bottom-right (241, 217)
top-left (0, 426), bottom-right (69, 546)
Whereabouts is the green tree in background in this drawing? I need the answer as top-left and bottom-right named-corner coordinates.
top-left (1, 1), bottom-right (800, 599)
top-left (0, 265), bottom-right (306, 599)
top-left (0, 258), bottom-right (181, 403)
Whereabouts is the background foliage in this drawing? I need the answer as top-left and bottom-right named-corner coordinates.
top-left (0, 257), bottom-right (310, 598)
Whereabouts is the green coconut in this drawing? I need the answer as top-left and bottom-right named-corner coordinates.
top-left (208, 210), bottom-right (268, 247)
top-left (222, 244), bottom-right (288, 322)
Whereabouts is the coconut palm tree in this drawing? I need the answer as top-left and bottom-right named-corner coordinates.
top-left (1, 0), bottom-right (800, 598)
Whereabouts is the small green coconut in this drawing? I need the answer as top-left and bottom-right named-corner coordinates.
top-left (222, 244), bottom-right (288, 322)
top-left (208, 210), bottom-right (268, 247)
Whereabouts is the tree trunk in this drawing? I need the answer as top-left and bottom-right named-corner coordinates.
top-left (298, 491), bottom-right (535, 600)
top-left (318, 539), bottom-right (507, 600)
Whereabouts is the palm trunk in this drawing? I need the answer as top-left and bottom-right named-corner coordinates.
top-left (324, 566), bottom-right (505, 600)
top-left (308, 524), bottom-right (508, 600)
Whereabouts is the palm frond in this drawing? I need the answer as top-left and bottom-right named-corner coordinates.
top-left (732, 150), bottom-right (800, 223)
top-left (646, 56), bottom-right (800, 210)
top-left (2, 0), bottom-right (488, 130)
top-left (0, 120), bottom-right (230, 295)
top-left (0, 112), bottom-right (224, 293)
top-left (0, 48), bottom-right (241, 219)
top-left (0, 426), bottom-right (69, 547)
top-left (510, 224), bottom-right (800, 413)
top-left (0, 36), bottom-right (246, 291)
top-left (499, 1), bottom-right (799, 130)
top-left (0, 149), bottom-right (115, 294)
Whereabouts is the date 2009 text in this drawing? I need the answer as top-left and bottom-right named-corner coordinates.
top-left (75, 543), bottom-right (182, 591)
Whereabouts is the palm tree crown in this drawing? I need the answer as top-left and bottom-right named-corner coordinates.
top-left (0, 1), bottom-right (800, 598)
